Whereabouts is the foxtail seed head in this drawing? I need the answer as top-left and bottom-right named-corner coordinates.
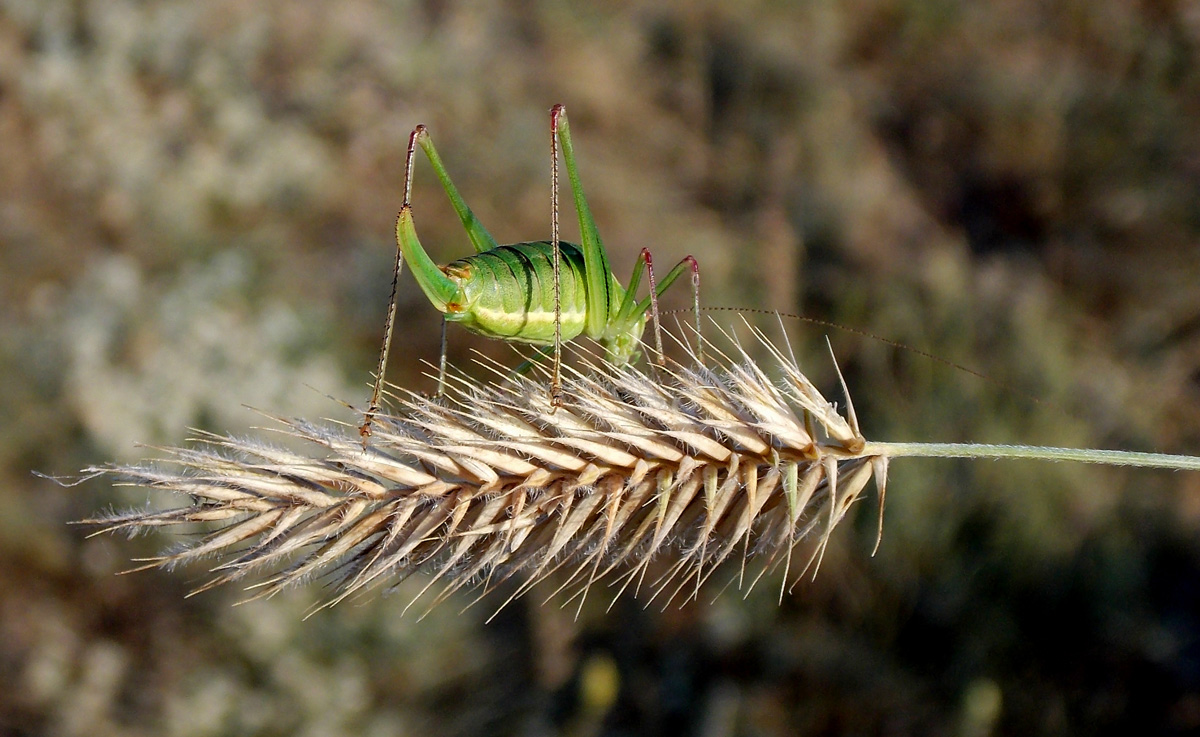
top-left (82, 330), bottom-right (889, 614)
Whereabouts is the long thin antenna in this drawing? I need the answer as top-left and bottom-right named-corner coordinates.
top-left (671, 306), bottom-right (1047, 409)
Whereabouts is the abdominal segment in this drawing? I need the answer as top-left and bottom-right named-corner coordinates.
top-left (446, 241), bottom-right (591, 344)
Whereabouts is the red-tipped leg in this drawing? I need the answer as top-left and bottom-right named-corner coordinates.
top-left (685, 255), bottom-right (702, 364)
top-left (639, 249), bottom-right (666, 365)
top-left (361, 124), bottom-right (429, 446)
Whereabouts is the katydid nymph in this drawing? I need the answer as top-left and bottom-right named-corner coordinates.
top-left (360, 105), bottom-right (701, 440)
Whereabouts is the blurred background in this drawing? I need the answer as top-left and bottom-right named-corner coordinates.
top-left (3, 1), bottom-right (1200, 735)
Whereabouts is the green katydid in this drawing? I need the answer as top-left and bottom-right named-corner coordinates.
top-left (360, 104), bottom-right (701, 439)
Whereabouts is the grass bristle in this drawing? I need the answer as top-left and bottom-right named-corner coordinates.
top-left (80, 328), bottom-right (888, 615)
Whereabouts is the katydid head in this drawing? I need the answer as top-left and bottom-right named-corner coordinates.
top-left (438, 260), bottom-right (476, 317)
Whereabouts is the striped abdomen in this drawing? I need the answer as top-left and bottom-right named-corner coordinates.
top-left (441, 241), bottom-right (592, 345)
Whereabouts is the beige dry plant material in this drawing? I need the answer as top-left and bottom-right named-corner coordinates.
top-left (75, 328), bottom-right (1200, 616)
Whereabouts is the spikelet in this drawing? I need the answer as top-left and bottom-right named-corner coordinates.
top-left (81, 327), bottom-right (889, 614)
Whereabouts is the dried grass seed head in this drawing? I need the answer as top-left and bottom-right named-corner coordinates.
top-left (83, 329), bottom-right (890, 614)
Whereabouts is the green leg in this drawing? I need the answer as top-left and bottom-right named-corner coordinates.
top-left (613, 249), bottom-right (648, 323)
top-left (554, 105), bottom-right (703, 368)
top-left (549, 104), bottom-right (623, 407)
top-left (552, 105), bottom-right (616, 339)
top-left (412, 126), bottom-right (498, 254)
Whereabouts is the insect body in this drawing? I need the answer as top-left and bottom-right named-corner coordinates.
top-left (360, 105), bottom-right (699, 438)
top-left (436, 242), bottom-right (592, 344)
